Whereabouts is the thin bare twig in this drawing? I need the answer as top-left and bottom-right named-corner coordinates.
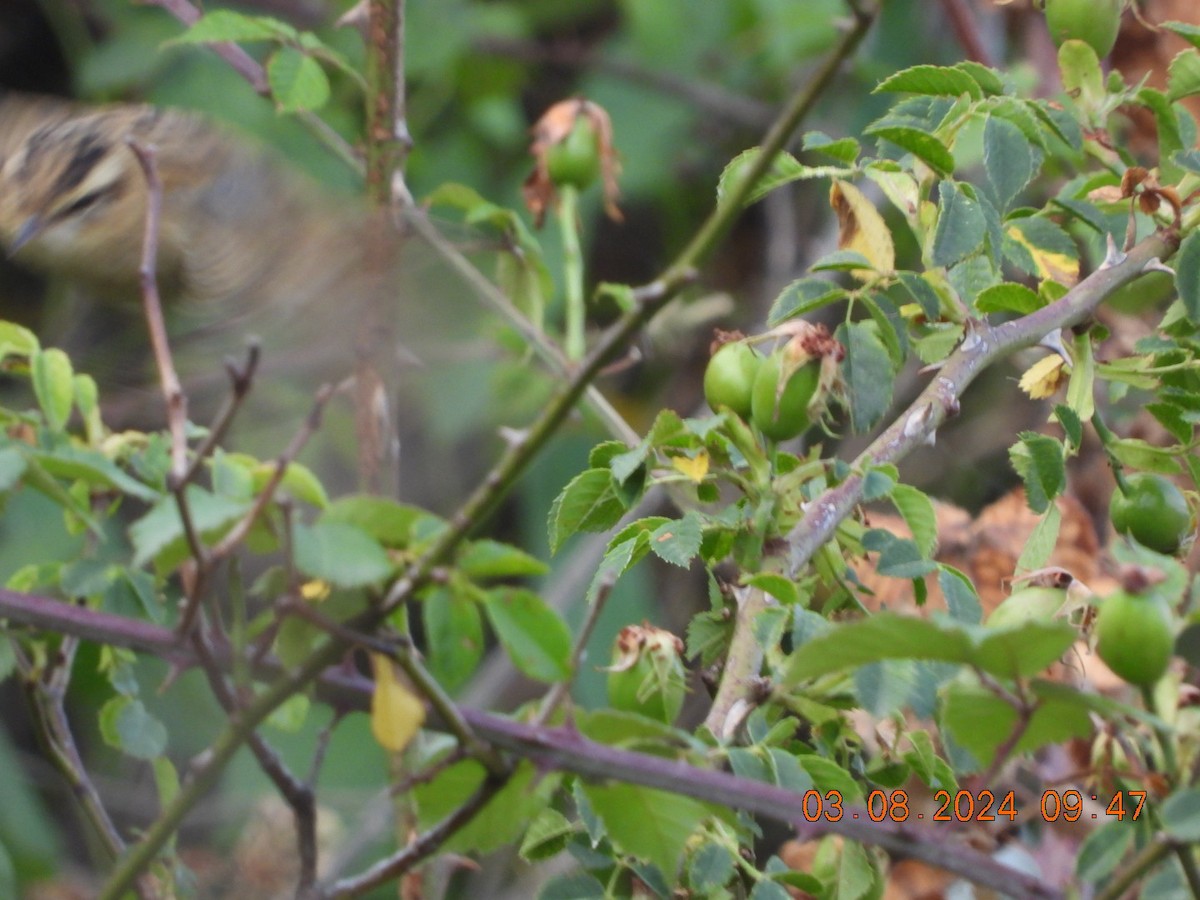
top-left (534, 577), bottom-right (615, 725)
top-left (974, 671), bottom-right (1036, 788)
top-left (141, 0), bottom-right (363, 172)
top-left (938, 0), bottom-right (993, 66)
top-left (92, 1), bottom-right (881, 891)
top-left (322, 773), bottom-right (508, 899)
top-left (178, 342), bottom-right (262, 487)
top-left (210, 383), bottom-right (335, 562)
top-left (190, 630), bottom-right (320, 893)
top-left (126, 140), bottom-right (188, 482)
top-left (707, 232), bottom-right (1182, 732)
top-left (4, 594), bottom-right (1059, 900)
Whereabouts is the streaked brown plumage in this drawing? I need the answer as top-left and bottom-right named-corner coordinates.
top-left (0, 91), bottom-right (395, 326)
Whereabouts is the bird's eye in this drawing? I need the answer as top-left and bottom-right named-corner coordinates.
top-left (56, 189), bottom-right (106, 219)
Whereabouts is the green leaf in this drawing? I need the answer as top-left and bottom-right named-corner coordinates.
top-left (1015, 505), bottom-right (1062, 574)
top-left (954, 60), bottom-right (1007, 95)
top-left (649, 513), bottom-right (703, 567)
top-left (416, 760), bottom-right (554, 855)
top-left (99, 697), bottom-right (167, 760)
top-left (895, 271), bottom-right (942, 319)
top-left (1055, 404), bottom-right (1083, 449)
top-left (458, 539), bottom-right (548, 580)
top-left (519, 808), bottom-right (576, 863)
top-left (548, 468), bottom-right (626, 553)
top-left (811, 250), bottom-right (873, 273)
top-left (865, 125), bottom-right (954, 176)
top-left (931, 181), bottom-right (987, 268)
top-left (267, 46), bottom-right (330, 112)
top-left (586, 530), bottom-right (650, 605)
top-left (581, 782), bottom-right (710, 879)
top-left (1058, 40), bottom-right (1105, 112)
top-left (743, 573), bottom-right (801, 605)
top-left (938, 565), bottom-right (982, 624)
top-left (863, 529), bottom-right (935, 579)
top-left (1135, 89), bottom-right (1184, 180)
top-left (1065, 332), bottom-right (1096, 423)
top-left (783, 612), bottom-right (1075, 684)
top-left (839, 321), bottom-right (894, 433)
top-left (862, 465), bottom-right (896, 501)
top-left (297, 31), bottom-right (365, 87)
top-left (323, 495), bottom-right (436, 548)
top-left (688, 842), bottom-right (736, 893)
top-left (482, 588), bottom-right (572, 683)
top-left (1176, 229), bottom-right (1200, 324)
top-left (1108, 438), bottom-right (1183, 475)
top-left (31, 348), bottom-right (74, 432)
top-left (904, 730), bottom-right (957, 791)
top-left (1162, 789), bottom-right (1200, 841)
top-left (1008, 433), bottom-right (1065, 514)
top-left (74, 374), bottom-right (102, 444)
top-left (266, 694), bottom-right (310, 733)
top-left (941, 679), bottom-right (1093, 770)
top-left (271, 462), bottom-right (328, 509)
top-left (768, 277), bottom-right (846, 324)
top-left (838, 839), bottom-right (880, 900)
top-left (803, 131), bottom-right (860, 164)
top-left (975, 283), bottom-right (1041, 315)
top-left (172, 9), bottom-right (291, 43)
top-left (34, 441), bottom-right (158, 502)
top-left (538, 873), bottom-right (606, 900)
top-left (424, 587), bottom-right (484, 692)
top-left (1168, 48), bottom-right (1200, 102)
top-left (750, 882), bottom-right (793, 900)
top-left (799, 756), bottom-right (862, 801)
top-left (130, 487), bottom-right (250, 570)
top-left (874, 64), bottom-right (982, 100)
top-left (0, 446), bottom-right (27, 493)
top-left (293, 521), bottom-right (393, 588)
top-left (717, 148), bottom-right (852, 208)
top-left (974, 621), bottom-right (1078, 678)
top-left (854, 659), bottom-right (916, 718)
top-left (983, 116), bottom-right (1035, 212)
top-left (0, 320), bottom-right (38, 363)
top-left (1147, 402), bottom-right (1192, 446)
top-left (1164, 21), bottom-right (1200, 50)
top-left (1076, 822), bottom-right (1133, 883)
top-left (892, 484), bottom-right (937, 557)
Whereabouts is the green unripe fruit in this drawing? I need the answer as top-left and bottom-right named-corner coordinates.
top-left (986, 586), bottom-right (1067, 629)
top-left (1094, 591), bottom-right (1173, 687)
top-left (750, 351), bottom-right (821, 441)
top-left (606, 625), bottom-right (687, 725)
top-left (704, 342), bottom-right (762, 420)
top-left (1110, 473), bottom-right (1192, 555)
top-left (546, 117), bottom-right (601, 190)
top-left (1044, 0), bottom-right (1122, 58)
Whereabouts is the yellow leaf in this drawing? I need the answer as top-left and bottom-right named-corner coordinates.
top-left (1005, 225), bottom-right (1079, 285)
top-left (369, 653), bottom-right (425, 752)
top-left (300, 579), bottom-right (331, 602)
top-left (830, 179), bottom-right (895, 280)
top-left (671, 451), bottom-right (709, 484)
top-left (1018, 354), bottom-right (1068, 399)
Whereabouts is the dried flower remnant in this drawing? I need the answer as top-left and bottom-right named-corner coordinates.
top-left (524, 98), bottom-right (622, 227)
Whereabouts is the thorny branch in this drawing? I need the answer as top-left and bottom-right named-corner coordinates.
top-left (703, 231), bottom-right (1182, 740)
top-left (0, 593), bottom-right (1062, 900)
top-left (91, 3), bottom-right (887, 891)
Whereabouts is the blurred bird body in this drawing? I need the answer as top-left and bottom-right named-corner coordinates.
top-left (0, 91), bottom-right (392, 329)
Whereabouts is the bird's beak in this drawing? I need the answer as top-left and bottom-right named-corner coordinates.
top-left (8, 215), bottom-right (43, 255)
